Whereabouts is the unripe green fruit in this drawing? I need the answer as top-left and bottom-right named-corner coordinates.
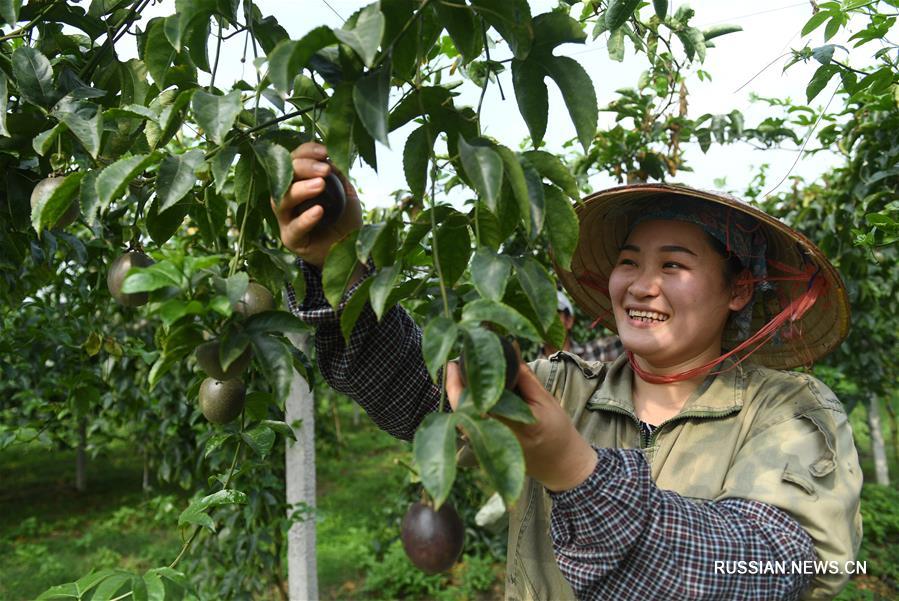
top-left (196, 341), bottom-right (252, 380)
top-left (107, 251), bottom-right (155, 307)
top-left (30, 177), bottom-right (80, 230)
top-left (400, 501), bottom-right (465, 574)
top-left (198, 378), bottom-right (246, 425)
top-left (235, 282), bottom-right (275, 317)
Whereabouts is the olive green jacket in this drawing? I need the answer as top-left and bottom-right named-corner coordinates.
top-left (505, 352), bottom-right (863, 600)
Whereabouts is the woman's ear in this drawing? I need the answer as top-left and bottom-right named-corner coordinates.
top-left (728, 270), bottom-right (754, 311)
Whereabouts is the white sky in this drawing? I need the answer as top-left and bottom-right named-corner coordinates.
top-left (122, 1), bottom-right (862, 207)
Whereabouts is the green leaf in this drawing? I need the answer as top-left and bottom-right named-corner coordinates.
top-left (122, 261), bottom-right (185, 293)
top-left (489, 390), bottom-right (536, 424)
top-left (811, 44), bottom-right (836, 65)
top-left (251, 334), bottom-right (294, 405)
top-left (156, 149), bottom-right (203, 212)
top-left (353, 64), bottom-right (391, 147)
top-left (514, 257), bottom-right (557, 331)
top-left (267, 27), bottom-right (338, 94)
top-left (807, 64), bottom-right (839, 102)
top-left (521, 150), bottom-right (578, 199)
top-left (204, 431), bottom-right (233, 458)
top-left (253, 141), bottom-right (293, 201)
top-left (422, 315), bottom-right (458, 382)
top-left (157, 299), bottom-right (203, 327)
top-left (653, 0), bottom-right (667, 19)
top-left (459, 136), bottom-right (504, 211)
top-left (436, 1), bottom-right (483, 64)
top-left (322, 83), bottom-right (356, 176)
top-left (36, 583), bottom-right (79, 600)
top-left (74, 570), bottom-right (118, 597)
top-left (605, 0), bottom-right (640, 31)
top-left (403, 125), bottom-right (432, 200)
top-left (12, 47), bottom-right (55, 107)
top-left (703, 24), bottom-right (742, 41)
top-left (471, 248), bottom-right (512, 302)
top-left (52, 99), bottom-right (102, 159)
top-left (434, 213), bottom-right (471, 287)
top-left (191, 89), bottom-right (242, 146)
top-left (543, 185), bottom-right (579, 271)
top-left (511, 59), bottom-right (548, 146)
top-left (470, 0), bottom-right (533, 60)
top-left (461, 325), bottom-right (505, 412)
top-left (521, 157), bottom-right (545, 237)
top-left (92, 572), bottom-right (132, 600)
top-left (211, 145), bottom-right (238, 194)
top-left (31, 173), bottom-right (85, 233)
top-left (147, 193), bottom-right (192, 244)
top-left (607, 27), bottom-right (625, 61)
top-left (457, 412), bottom-right (525, 506)
top-left (143, 571), bottom-right (164, 601)
top-left (143, 17), bottom-right (179, 87)
top-left (242, 424), bottom-right (277, 457)
top-left (225, 271), bottom-right (249, 307)
top-left (322, 231), bottom-right (361, 309)
top-left (334, 3), bottom-right (384, 68)
top-left (340, 277), bottom-right (373, 343)
top-left (244, 310), bottom-right (310, 335)
top-left (178, 489), bottom-right (248, 531)
top-left (413, 412), bottom-right (458, 509)
top-left (0, 0), bottom-right (21, 26)
top-left (461, 299), bottom-right (540, 341)
top-left (493, 146), bottom-right (527, 232)
top-left (531, 11), bottom-right (586, 53)
top-left (801, 11), bottom-right (830, 37)
top-left (369, 264), bottom-right (401, 320)
top-left (147, 89), bottom-right (195, 149)
top-left (96, 153), bottom-right (159, 208)
top-left (543, 55), bottom-right (597, 152)
top-left (0, 73), bottom-right (8, 136)
top-left (356, 222), bottom-right (389, 266)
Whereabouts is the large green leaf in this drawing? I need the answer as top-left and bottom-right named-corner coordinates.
top-left (521, 156), bottom-right (545, 237)
top-left (471, 248), bottom-right (512, 302)
top-left (607, 27), bottom-right (625, 62)
top-left (543, 56), bottom-right (597, 152)
top-left (494, 146), bottom-right (528, 231)
top-left (53, 99), bottom-right (102, 159)
top-left (178, 489), bottom-right (248, 532)
top-left (403, 125), bottom-right (432, 200)
top-left (122, 261), bottom-right (186, 293)
top-left (156, 149), bottom-right (203, 212)
top-left (514, 257), bottom-right (557, 331)
top-left (0, 0), bottom-right (21, 26)
top-left (543, 185), bottom-right (579, 271)
top-left (531, 11), bottom-right (586, 53)
top-left (422, 315), bottom-right (458, 382)
top-left (433, 213), bottom-right (471, 287)
top-left (461, 325), bottom-right (506, 412)
top-left (653, 0), bottom-right (668, 19)
top-left (253, 141), bottom-right (293, 201)
top-left (244, 310), bottom-right (310, 335)
top-left (339, 277), bottom-right (373, 343)
top-left (369, 263), bottom-right (401, 320)
top-left (521, 150), bottom-right (578, 199)
top-left (268, 27), bottom-right (338, 94)
top-left (334, 3), bottom-right (384, 67)
top-left (191, 89), bottom-right (242, 146)
top-left (461, 299), bottom-right (540, 341)
top-left (489, 390), bottom-right (536, 424)
top-left (322, 231), bottom-right (361, 309)
top-left (322, 83), bottom-right (356, 176)
top-left (352, 64), bottom-right (391, 147)
top-left (458, 136), bottom-right (503, 212)
top-left (242, 424), bottom-right (277, 458)
top-left (12, 47), bottom-right (55, 107)
top-left (30, 173), bottom-right (85, 233)
top-left (251, 334), bottom-right (294, 405)
top-left (413, 412), bottom-right (458, 509)
top-left (143, 17), bottom-right (179, 87)
top-left (470, 0), bottom-right (533, 60)
top-left (211, 145), bottom-right (238, 194)
top-left (457, 411), bottom-right (525, 506)
top-left (435, 2), bottom-right (483, 64)
top-left (605, 0), bottom-right (641, 31)
top-left (511, 59), bottom-right (548, 147)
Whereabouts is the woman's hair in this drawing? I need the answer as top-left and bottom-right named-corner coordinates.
top-left (703, 231), bottom-right (745, 287)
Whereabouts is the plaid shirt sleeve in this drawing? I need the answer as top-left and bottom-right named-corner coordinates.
top-left (285, 258), bottom-right (440, 441)
top-left (572, 335), bottom-right (624, 363)
top-left (548, 447), bottom-right (817, 600)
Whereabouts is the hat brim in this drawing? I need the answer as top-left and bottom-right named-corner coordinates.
top-left (554, 184), bottom-right (850, 370)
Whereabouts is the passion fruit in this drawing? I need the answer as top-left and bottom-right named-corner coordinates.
top-left (30, 176), bottom-right (80, 229)
top-left (235, 282), bottom-right (275, 317)
top-left (107, 251), bottom-right (155, 307)
top-left (291, 171), bottom-right (346, 228)
top-left (195, 340), bottom-right (252, 380)
top-left (400, 501), bottom-right (465, 574)
top-left (198, 377), bottom-right (246, 425)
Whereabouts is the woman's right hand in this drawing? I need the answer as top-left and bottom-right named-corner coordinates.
top-left (271, 141), bottom-right (363, 268)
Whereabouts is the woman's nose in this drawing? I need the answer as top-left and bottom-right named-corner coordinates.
top-left (627, 267), bottom-right (661, 298)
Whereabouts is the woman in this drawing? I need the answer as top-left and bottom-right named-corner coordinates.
top-left (273, 142), bottom-right (862, 600)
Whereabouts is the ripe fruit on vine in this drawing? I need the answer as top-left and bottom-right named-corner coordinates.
top-left (107, 251), bottom-right (155, 307)
top-left (292, 172), bottom-right (346, 228)
top-left (400, 501), bottom-right (465, 574)
top-left (198, 378), bottom-right (246, 425)
top-left (196, 340), bottom-right (252, 380)
top-left (30, 176), bottom-right (80, 229)
top-left (235, 282), bottom-right (275, 317)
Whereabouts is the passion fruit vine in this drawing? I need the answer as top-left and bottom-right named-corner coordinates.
top-left (107, 251), bottom-right (155, 307)
top-left (400, 501), bottom-right (465, 574)
top-left (198, 377), bottom-right (246, 425)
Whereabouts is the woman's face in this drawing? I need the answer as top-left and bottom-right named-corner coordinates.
top-left (608, 219), bottom-right (750, 371)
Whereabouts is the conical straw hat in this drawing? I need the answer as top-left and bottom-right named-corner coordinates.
top-left (555, 183), bottom-right (850, 369)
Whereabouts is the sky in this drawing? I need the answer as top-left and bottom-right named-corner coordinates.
top-left (120, 1), bottom-right (860, 208)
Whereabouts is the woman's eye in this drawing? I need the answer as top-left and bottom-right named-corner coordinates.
top-left (663, 262), bottom-right (683, 269)
top-left (618, 258), bottom-right (636, 266)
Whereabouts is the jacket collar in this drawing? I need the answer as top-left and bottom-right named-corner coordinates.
top-left (588, 353), bottom-right (746, 418)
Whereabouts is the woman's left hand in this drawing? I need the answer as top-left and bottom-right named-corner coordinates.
top-left (445, 361), bottom-right (598, 492)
